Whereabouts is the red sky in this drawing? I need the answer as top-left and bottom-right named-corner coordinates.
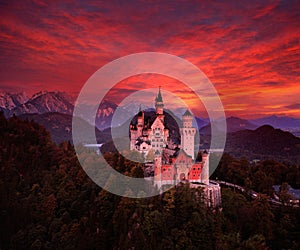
top-left (0, 0), bottom-right (300, 118)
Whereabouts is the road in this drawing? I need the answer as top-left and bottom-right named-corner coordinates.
top-left (213, 180), bottom-right (299, 208)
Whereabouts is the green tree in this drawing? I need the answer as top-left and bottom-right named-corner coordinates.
top-left (279, 182), bottom-right (293, 204)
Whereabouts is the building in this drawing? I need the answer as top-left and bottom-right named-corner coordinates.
top-left (129, 88), bottom-right (221, 207)
top-left (273, 185), bottom-right (300, 206)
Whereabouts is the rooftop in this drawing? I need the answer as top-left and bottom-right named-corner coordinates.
top-left (183, 109), bottom-right (193, 116)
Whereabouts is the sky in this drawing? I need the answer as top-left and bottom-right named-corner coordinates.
top-left (0, 0), bottom-right (300, 118)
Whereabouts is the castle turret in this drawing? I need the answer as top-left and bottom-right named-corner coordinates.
top-left (137, 106), bottom-right (144, 137)
top-left (201, 150), bottom-right (209, 185)
top-left (180, 109), bottom-right (196, 159)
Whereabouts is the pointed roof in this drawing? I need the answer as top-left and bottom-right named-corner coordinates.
top-left (151, 115), bottom-right (165, 129)
top-left (155, 86), bottom-right (163, 103)
top-left (183, 109), bottom-right (192, 116)
top-left (203, 150), bottom-right (209, 155)
top-left (137, 105), bottom-right (143, 117)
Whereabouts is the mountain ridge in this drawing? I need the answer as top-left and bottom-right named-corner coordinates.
top-left (225, 124), bottom-right (300, 163)
top-left (1, 91), bottom-right (300, 137)
top-left (250, 115), bottom-right (300, 129)
top-left (17, 112), bottom-right (107, 144)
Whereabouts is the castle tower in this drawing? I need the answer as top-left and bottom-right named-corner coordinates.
top-left (137, 106), bottom-right (144, 137)
top-left (130, 126), bottom-right (137, 150)
top-left (180, 109), bottom-right (196, 159)
top-left (155, 87), bottom-right (164, 122)
top-left (201, 150), bottom-right (209, 185)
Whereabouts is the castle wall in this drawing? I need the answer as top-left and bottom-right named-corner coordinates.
top-left (189, 182), bottom-right (222, 208)
top-left (201, 153), bottom-right (209, 185)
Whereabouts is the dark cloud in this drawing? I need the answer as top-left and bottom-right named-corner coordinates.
top-left (285, 104), bottom-right (300, 110)
top-left (262, 81), bottom-right (281, 86)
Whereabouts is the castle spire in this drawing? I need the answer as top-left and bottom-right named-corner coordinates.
top-left (156, 86), bottom-right (163, 103)
top-left (155, 86), bottom-right (164, 115)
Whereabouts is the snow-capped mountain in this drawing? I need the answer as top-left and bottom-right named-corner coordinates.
top-left (0, 90), bottom-right (130, 130)
top-left (84, 101), bottom-right (152, 130)
top-left (0, 91), bottom-right (29, 111)
top-left (120, 102), bottom-right (152, 115)
top-left (94, 100), bottom-right (117, 130)
top-left (74, 99), bottom-right (127, 130)
top-left (7, 91), bottom-right (74, 116)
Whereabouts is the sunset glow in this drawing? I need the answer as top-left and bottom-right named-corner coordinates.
top-left (1, 0), bottom-right (299, 118)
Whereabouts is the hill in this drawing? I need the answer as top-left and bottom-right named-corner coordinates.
top-left (18, 112), bottom-right (107, 144)
top-left (225, 125), bottom-right (300, 163)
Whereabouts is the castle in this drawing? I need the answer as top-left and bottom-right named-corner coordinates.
top-left (129, 88), bottom-right (221, 207)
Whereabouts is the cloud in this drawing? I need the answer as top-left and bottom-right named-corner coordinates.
top-left (261, 81), bottom-right (281, 86)
top-left (285, 104), bottom-right (300, 110)
top-left (0, 0), bottom-right (300, 118)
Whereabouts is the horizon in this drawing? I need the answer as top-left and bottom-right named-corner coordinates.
top-left (1, 1), bottom-right (300, 119)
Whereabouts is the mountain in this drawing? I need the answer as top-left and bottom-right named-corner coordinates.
top-left (18, 112), bottom-right (107, 144)
top-left (0, 91), bottom-right (29, 115)
top-left (75, 101), bottom-right (116, 130)
top-left (94, 100), bottom-right (118, 130)
top-left (0, 91), bottom-right (140, 130)
top-left (225, 125), bottom-right (300, 163)
top-left (226, 116), bottom-right (258, 133)
top-left (8, 91), bottom-right (74, 117)
top-left (44, 98), bottom-right (136, 131)
top-left (3, 90), bottom-right (300, 155)
top-left (120, 102), bottom-right (151, 115)
top-left (195, 117), bottom-right (209, 129)
top-left (199, 116), bottom-right (257, 135)
top-left (251, 115), bottom-right (300, 130)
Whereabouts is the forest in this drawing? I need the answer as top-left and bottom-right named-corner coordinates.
top-left (0, 112), bottom-right (300, 249)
